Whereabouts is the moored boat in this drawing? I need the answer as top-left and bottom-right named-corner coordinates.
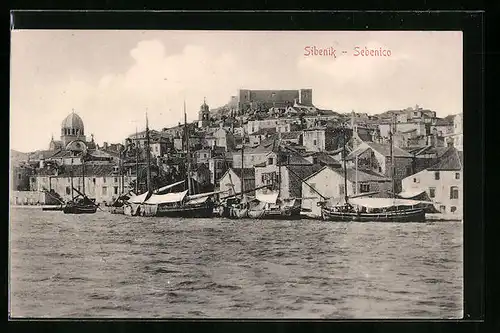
top-left (63, 197), bottom-right (98, 214)
top-left (320, 198), bottom-right (426, 222)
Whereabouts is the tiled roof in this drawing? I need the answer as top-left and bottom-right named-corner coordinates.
top-left (427, 147), bottom-right (463, 171)
top-left (287, 164), bottom-right (323, 198)
top-left (309, 152), bottom-right (342, 166)
top-left (433, 118), bottom-right (453, 126)
top-left (53, 164), bottom-right (118, 177)
top-left (250, 128), bottom-right (277, 136)
top-left (364, 142), bottom-right (413, 158)
top-left (281, 131), bottom-right (302, 140)
top-left (230, 167), bottom-right (255, 180)
top-left (286, 153), bottom-right (313, 165)
top-left (304, 165), bottom-right (390, 183)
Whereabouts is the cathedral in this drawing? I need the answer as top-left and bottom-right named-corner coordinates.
top-left (49, 110), bottom-right (96, 151)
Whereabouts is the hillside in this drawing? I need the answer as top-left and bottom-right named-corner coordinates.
top-left (10, 149), bottom-right (29, 161)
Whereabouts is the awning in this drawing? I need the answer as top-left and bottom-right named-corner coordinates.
top-left (398, 189), bottom-right (426, 199)
top-left (349, 197), bottom-right (430, 209)
top-left (128, 191), bottom-right (150, 204)
top-left (154, 180), bottom-right (185, 194)
top-left (186, 196), bottom-right (210, 205)
top-left (144, 190), bottom-right (188, 204)
top-left (187, 191), bottom-right (223, 200)
top-left (256, 191), bottom-right (279, 204)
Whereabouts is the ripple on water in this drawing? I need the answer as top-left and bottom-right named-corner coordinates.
top-left (9, 208), bottom-right (463, 319)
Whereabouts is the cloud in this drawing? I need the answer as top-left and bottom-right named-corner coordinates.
top-left (11, 39), bottom-right (268, 151)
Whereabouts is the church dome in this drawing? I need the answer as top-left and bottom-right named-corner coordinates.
top-left (200, 99), bottom-right (209, 112)
top-left (61, 111), bottom-right (84, 131)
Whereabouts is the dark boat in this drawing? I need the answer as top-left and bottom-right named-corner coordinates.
top-left (62, 140), bottom-right (99, 215)
top-left (320, 199), bottom-right (426, 222)
top-left (63, 197), bottom-right (98, 214)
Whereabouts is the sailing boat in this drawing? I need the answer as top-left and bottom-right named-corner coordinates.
top-left (63, 144), bottom-right (98, 214)
top-left (319, 122), bottom-right (426, 222)
top-left (126, 104), bottom-right (217, 218)
top-left (221, 135), bottom-right (302, 220)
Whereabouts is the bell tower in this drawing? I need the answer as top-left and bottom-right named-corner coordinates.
top-left (198, 97), bottom-right (210, 128)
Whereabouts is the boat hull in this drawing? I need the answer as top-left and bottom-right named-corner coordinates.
top-left (154, 204), bottom-right (214, 218)
top-left (321, 207), bottom-right (426, 222)
top-left (63, 204), bottom-right (97, 214)
top-left (42, 205), bottom-right (64, 211)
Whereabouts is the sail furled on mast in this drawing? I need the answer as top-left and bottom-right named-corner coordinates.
top-left (145, 112), bottom-right (152, 193)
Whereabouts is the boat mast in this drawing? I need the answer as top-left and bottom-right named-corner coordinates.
top-left (135, 126), bottom-right (139, 193)
top-left (389, 114), bottom-right (395, 198)
top-left (145, 112), bottom-right (152, 193)
top-left (277, 134), bottom-right (282, 198)
top-left (120, 144), bottom-right (124, 194)
top-left (82, 150), bottom-right (85, 196)
top-left (184, 100), bottom-right (192, 195)
top-left (342, 124), bottom-right (349, 204)
top-left (70, 157), bottom-right (74, 200)
top-left (240, 127), bottom-right (244, 198)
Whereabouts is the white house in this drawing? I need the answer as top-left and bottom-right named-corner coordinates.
top-left (218, 167), bottom-right (255, 196)
top-left (401, 147), bottom-right (463, 215)
top-left (301, 165), bottom-right (391, 217)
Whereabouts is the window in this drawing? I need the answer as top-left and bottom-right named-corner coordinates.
top-left (66, 187), bottom-right (71, 195)
top-left (429, 187), bottom-right (436, 198)
top-left (103, 177), bottom-right (107, 183)
top-left (360, 184), bottom-right (370, 193)
top-left (262, 172), bottom-right (277, 185)
top-left (440, 205), bottom-right (446, 213)
top-left (114, 186), bottom-right (118, 195)
top-left (434, 171), bottom-right (440, 180)
top-left (17, 173), bottom-right (21, 180)
top-left (413, 178), bottom-right (418, 183)
top-left (92, 178), bottom-right (96, 184)
top-left (450, 186), bottom-right (459, 199)
top-left (450, 206), bottom-right (457, 213)
top-left (378, 166), bottom-right (382, 172)
top-left (455, 172), bottom-right (460, 180)
top-left (114, 177), bottom-right (118, 183)
top-left (268, 158), bottom-right (274, 165)
top-left (102, 186), bottom-right (107, 195)
top-left (313, 139), bottom-right (317, 145)
top-left (339, 184), bottom-right (345, 196)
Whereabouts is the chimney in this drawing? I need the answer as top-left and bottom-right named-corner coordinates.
top-left (103, 142), bottom-right (108, 149)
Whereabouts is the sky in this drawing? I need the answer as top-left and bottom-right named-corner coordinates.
top-left (10, 30), bottom-right (462, 153)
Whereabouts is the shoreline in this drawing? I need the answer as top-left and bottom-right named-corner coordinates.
top-left (9, 205), bottom-right (462, 222)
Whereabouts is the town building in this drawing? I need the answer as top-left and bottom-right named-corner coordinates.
top-left (237, 88), bottom-right (313, 112)
top-left (253, 151), bottom-right (322, 200)
top-left (302, 127), bottom-right (352, 152)
top-left (30, 164), bottom-right (136, 205)
top-left (232, 138), bottom-right (279, 168)
top-left (345, 141), bottom-right (414, 192)
top-left (401, 147), bottom-right (463, 215)
top-left (11, 163), bottom-right (33, 191)
top-left (218, 167), bottom-right (256, 196)
top-left (301, 165), bottom-right (391, 217)
top-left (444, 113), bottom-right (463, 151)
top-left (248, 128), bottom-right (277, 146)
